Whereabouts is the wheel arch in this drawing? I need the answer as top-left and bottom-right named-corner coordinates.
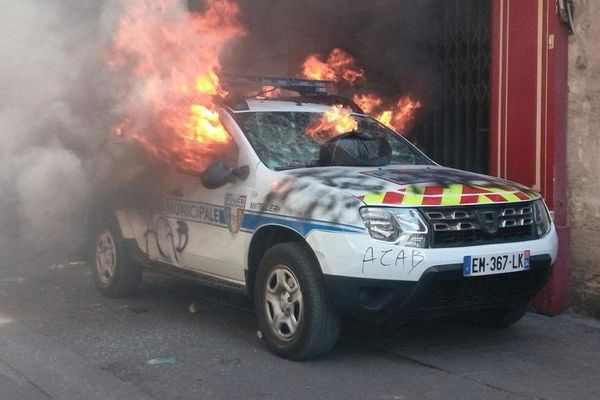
top-left (247, 224), bottom-right (320, 298)
top-left (87, 206), bottom-right (135, 239)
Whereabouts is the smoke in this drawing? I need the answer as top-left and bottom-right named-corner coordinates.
top-left (0, 0), bottom-right (444, 258)
top-left (107, 0), bottom-right (245, 173)
top-left (0, 0), bottom-right (118, 255)
top-left (0, 0), bottom-right (246, 257)
top-left (222, 0), bottom-right (443, 106)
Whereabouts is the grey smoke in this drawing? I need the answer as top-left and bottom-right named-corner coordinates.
top-left (0, 0), bottom-right (118, 255)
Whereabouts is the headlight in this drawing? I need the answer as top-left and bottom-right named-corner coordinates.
top-left (533, 199), bottom-right (552, 237)
top-left (360, 207), bottom-right (428, 247)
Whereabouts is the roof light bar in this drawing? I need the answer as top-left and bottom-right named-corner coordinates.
top-left (222, 76), bottom-right (331, 96)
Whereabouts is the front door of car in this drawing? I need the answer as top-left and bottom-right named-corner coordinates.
top-left (148, 141), bottom-right (254, 283)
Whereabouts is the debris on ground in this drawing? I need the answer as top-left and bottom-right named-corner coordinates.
top-left (219, 358), bottom-right (240, 366)
top-left (0, 277), bottom-right (25, 284)
top-left (49, 261), bottom-right (87, 270)
top-left (256, 330), bottom-right (263, 339)
top-left (188, 303), bottom-right (200, 314)
top-left (147, 357), bottom-right (176, 366)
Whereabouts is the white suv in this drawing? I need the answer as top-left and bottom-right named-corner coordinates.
top-left (91, 78), bottom-right (558, 360)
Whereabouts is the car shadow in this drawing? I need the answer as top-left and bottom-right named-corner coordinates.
top-left (133, 270), bottom-right (530, 363)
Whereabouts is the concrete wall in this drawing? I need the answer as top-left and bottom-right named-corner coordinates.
top-left (567, 0), bottom-right (600, 316)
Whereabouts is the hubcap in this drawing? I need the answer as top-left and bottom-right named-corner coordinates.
top-left (96, 230), bottom-right (116, 285)
top-left (264, 265), bottom-right (303, 341)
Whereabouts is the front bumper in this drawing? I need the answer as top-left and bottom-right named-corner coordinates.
top-left (307, 224), bottom-right (558, 281)
top-left (324, 254), bottom-right (553, 322)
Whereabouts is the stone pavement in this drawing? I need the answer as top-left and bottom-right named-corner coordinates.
top-left (0, 252), bottom-right (599, 399)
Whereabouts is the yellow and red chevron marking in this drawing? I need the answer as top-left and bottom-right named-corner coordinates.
top-left (358, 184), bottom-right (538, 206)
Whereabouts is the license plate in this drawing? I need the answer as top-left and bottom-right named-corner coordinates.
top-left (463, 250), bottom-right (530, 277)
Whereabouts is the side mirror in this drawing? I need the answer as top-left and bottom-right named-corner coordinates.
top-left (200, 162), bottom-right (249, 189)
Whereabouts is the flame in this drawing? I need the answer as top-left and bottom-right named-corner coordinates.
top-left (195, 69), bottom-right (227, 97)
top-left (108, 0), bottom-right (245, 172)
top-left (353, 94), bottom-right (383, 114)
top-left (187, 105), bottom-right (229, 143)
top-left (301, 48), bottom-right (423, 135)
top-left (375, 110), bottom-right (393, 129)
top-left (387, 96), bottom-right (423, 132)
top-left (302, 48), bottom-right (364, 85)
top-left (306, 105), bottom-right (358, 143)
top-left (356, 93), bottom-right (423, 134)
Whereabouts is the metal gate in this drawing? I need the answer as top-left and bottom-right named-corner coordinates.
top-left (413, 0), bottom-right (492, 174)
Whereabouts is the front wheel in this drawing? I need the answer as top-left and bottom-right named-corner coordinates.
top-left (91, 214), bottom-right (142, 298)
top-left (254, 243), bottom-right (340, 360)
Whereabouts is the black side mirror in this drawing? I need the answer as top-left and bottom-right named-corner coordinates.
top-left (200, 162), bottom-right (249, 189)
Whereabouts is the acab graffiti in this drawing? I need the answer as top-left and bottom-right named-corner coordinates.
top-left (362, 246), bottom-right (425, 275)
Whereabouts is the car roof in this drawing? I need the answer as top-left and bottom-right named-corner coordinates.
top-left (231, 99), bottom-right (345, 114)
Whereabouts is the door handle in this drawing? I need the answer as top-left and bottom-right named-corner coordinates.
top-left (166, 189), bottom-right (183, 198)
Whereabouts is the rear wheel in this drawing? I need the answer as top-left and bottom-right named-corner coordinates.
top-left (468, 302), bottom-right (529, 328)
top-left (254, 243), bottom-right (340, 360)
top-left (91, 214), bottom-right (142, 298)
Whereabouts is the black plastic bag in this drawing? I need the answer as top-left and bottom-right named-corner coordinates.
top-left (319, 130), bottom-right (392, 167)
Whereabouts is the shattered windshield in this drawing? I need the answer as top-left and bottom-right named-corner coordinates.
top-left (233, 111), bottom-right (433, 170)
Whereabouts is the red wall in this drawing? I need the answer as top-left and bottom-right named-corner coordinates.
top-left (490, 0), bottom-right (570, 314)
top-left (491, 0), bottom-right (551, 203)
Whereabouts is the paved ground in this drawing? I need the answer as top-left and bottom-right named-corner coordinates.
top-left (1, 243), bottom-right (600, 399)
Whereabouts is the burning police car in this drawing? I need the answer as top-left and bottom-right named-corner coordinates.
top-left (91, 78), bottom-right (558, 360)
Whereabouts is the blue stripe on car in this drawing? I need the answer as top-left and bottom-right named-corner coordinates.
top-left (161, 197), bottom-right (365, 236)
top-left (241, 211), bottom-right (365, 236)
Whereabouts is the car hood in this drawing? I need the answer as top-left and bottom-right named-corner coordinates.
top-left (284, 165), bottom-right (540, 207)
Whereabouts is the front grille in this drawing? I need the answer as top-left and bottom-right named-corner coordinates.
top-left (422, 202), bottom-right (537, 247)
top-left (418, 270), bottom-right (542, 311)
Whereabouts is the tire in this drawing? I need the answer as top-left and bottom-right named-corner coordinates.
top-left (468, 302), bottom-right (529, 329)
top-left (254, 242), bottom-right (341, 360)
top-left (91, 212), bottom-right (142, 298)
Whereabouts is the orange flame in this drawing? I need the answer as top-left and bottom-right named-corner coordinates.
top-left (302, 48), bottom-right (364, 85)
top-left (387, 96), bottom-right (423, 132)
top-left (306, 105), bottom-right (358, 143)
top-left (108, 0), bottom-right (245, 172)
top-left (352, 93), bottom-right (383, 114)
top-left (355, 93), bottom-right (422, 134)
top-left (302, 48), bottom-right (423, 135)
